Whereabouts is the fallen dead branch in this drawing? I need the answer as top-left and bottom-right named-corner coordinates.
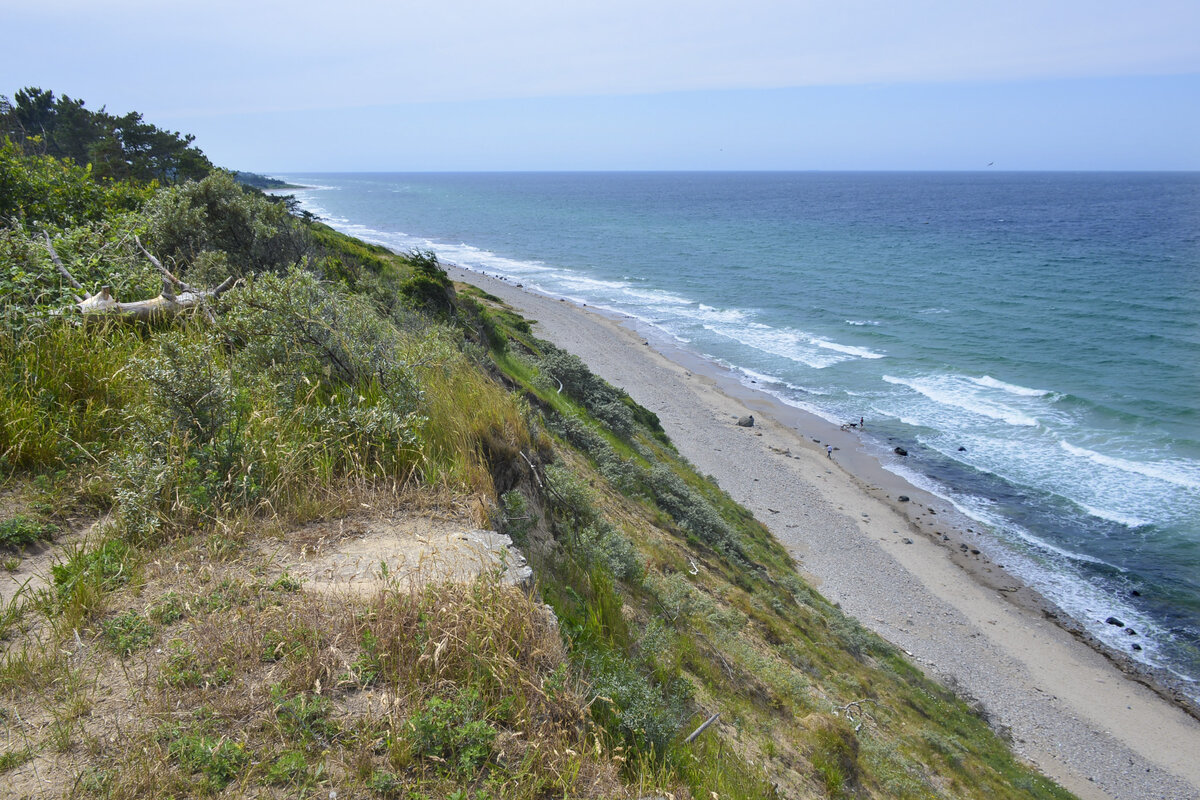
top-left (43, 231), bottom-right (236, 322)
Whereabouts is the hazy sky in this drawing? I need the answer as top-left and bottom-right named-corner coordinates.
top-left (3, 0), bottom-right (1198, 171)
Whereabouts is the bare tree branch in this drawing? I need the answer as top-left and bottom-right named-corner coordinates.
top-left (42, 234), bottom-right (236, 322)
top-left (41, 230), bottom-right (86, 302)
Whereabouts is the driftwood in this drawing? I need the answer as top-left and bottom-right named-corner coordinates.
top-left (43, 232), bottom-right (236, 322)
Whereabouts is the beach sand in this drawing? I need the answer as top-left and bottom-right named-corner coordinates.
top-left (449, 265), bottom-right (1200, 800)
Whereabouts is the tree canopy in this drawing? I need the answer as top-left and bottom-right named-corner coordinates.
top-left (0, 87), bottom-right (212, 184)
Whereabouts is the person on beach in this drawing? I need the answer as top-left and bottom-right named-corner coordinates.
top-left (860, 416), bottom-right (865, 429)
top-left (826, 444), bottom-right (833, 458)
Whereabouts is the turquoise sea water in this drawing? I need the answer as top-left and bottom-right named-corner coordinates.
top-left (279, 171), bottom-right (1200, 699)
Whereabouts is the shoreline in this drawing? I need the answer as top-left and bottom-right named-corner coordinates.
top-left (626, 309), bottom-right (1200, 717)
top-left (448, 263), bottom-right (1200, 800)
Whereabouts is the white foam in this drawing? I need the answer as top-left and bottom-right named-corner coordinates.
top-left (623, 288), bottom-right (693, 306)
top-left (971, 375), bottom-right (1052, 397)
top-left (756, 385), bottom-right (846, 424)
top-left (812, 336), bottom-right (885, 359)
top-left (882, 375), bottom-right (1039, 427)
top-left (884, 463), bottom-right (1112, 567)
top-left (705, 324), bottom-right (848, 369)
top-left (1059, 441), bottom-right (1200, 490)
top-left (672, 304), bottom-right (748, 324)
top-left (845, 319), bottom-right (881, 326)
top-left (1079, 504), bottom-right (1151, 529)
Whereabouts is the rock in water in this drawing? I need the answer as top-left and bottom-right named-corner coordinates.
top-left (894, 446), bottom-right (908, 456)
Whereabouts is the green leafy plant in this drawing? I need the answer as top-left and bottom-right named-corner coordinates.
top-left (0, 515), bottom-right (56, 548)
top-left (160, 716), bottom-right (249, 793)
top-left (408, 689), bottom-right (497, 776)
top-left (101, 609), bottom-right (155, 655)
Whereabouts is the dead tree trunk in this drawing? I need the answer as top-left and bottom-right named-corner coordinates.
top-left (43, 232), bottom-right (236, 322)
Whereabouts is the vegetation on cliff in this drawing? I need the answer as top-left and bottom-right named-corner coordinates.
top-left (0, 89), bottom-right (1073, 799)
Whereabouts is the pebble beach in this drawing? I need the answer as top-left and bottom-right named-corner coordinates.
top-left (447, 263), bottom-right (1200, 800)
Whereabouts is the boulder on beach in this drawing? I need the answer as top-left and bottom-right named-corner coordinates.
top-left (736, 415), bottom-right (755, 427)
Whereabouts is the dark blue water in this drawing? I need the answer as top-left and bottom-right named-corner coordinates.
top-left (279, 171), bottom-right (1200, 698)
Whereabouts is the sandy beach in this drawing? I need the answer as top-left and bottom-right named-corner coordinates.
top-left (448, 264), bottom-right (1200, 800)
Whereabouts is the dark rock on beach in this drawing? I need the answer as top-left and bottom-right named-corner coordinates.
top-left (736, 415), bottom-right (754, 427)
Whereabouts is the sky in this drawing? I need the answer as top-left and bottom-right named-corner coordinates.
top-left (3, 0), bottom-right (1199, 171)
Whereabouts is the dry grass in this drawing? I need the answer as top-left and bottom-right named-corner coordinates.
top-left (0, 506), bottom-right (650, 799)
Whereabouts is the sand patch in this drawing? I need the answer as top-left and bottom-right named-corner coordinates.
top-left (264, 513), bottom-right (532, 595)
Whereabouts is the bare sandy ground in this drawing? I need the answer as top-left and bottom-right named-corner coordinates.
top-left (450, 265), bottom-right (1200, 800)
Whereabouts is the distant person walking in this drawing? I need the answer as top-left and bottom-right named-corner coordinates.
top-left (826, 444), bottom-right (833, 459)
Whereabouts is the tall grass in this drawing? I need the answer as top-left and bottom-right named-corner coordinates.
top-left (0, 319), bottom-right (142, 473)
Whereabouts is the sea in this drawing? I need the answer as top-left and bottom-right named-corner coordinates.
top-left (275, 171), bottom-right (1200, 701)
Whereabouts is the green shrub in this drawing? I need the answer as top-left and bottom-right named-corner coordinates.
top-left (160, 713), bottom-right (249, 793)
top-left (399, 250), bottom-right (453, 315)
top-left (546, 412), bottom-right (639, 492)
top-left (498, 489), bottom-right (536, 546)
top-left (535, 343), bottom-right (635, 437)
top-left (809, 716), bottom-right (860, 798)
top-left (0, 515), bottom-right (57, 548)
top-left (272, 687), bottom-right (339, 746)
top-left (642, 464), bottom-right (743, 560)
top-left (408, 689), bottom-right (497, 776)
top-left (161, 640), bottom-right (232, 688)
top-left (102, 609), bottom-right (155, 655)
top-left (263, 749), bottom-right (313, 786)
top-left (219, 269), bottom-right (420, 404)
top-left (150, 591), bottom-right (186, 625)
top-left (142, 170), bottom-right (307, 278)
top-left (577, 643), bottom-right (682, 756)
top-left (577, 520), bottom-right (643, 582)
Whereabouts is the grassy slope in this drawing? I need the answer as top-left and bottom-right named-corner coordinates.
top-left (0, 212), bottom-right (1075, 798)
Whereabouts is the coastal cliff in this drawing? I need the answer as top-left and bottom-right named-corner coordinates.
top-left (0, 92), bottom-right (1089, 798)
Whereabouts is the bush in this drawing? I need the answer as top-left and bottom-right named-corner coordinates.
top-left (408, 689), bottom-right (497, 775)
top-left (577, 520), bottom-right (643, 582)
top-left (102, 610), bottom-right (155, 655)
top-left (52, 538), bottom-right (134, 601)
top-left (546, 412), bottom-right (638, 492)
top-left (577, 644), bottom-right (682, 756)
top-left (535, 343), bottom-right (635, 437)
top-left (160, 712), bottom-right (249, 793)
top-left (219, 269), bottom-right (421, 407)
top-left (399, 250), bottom-right (453, 316)
top-left (642, 464), bottom-right (743, 560)
top-left (142, 170), bottom-right (307, 278)
top-left (0, 515), bottom-right (57, 548)
top-left (113, 329), bottom-right (255, 537)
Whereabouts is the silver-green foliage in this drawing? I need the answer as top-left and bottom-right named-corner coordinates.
top-left (535, 343), bottom-right (635, 437)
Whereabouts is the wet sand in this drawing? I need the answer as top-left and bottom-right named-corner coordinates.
top-left (449, 264), bottom-right (1200, 800)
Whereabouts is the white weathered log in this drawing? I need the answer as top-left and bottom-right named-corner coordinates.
top-left (43, 234), bottom-right (235, 321)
